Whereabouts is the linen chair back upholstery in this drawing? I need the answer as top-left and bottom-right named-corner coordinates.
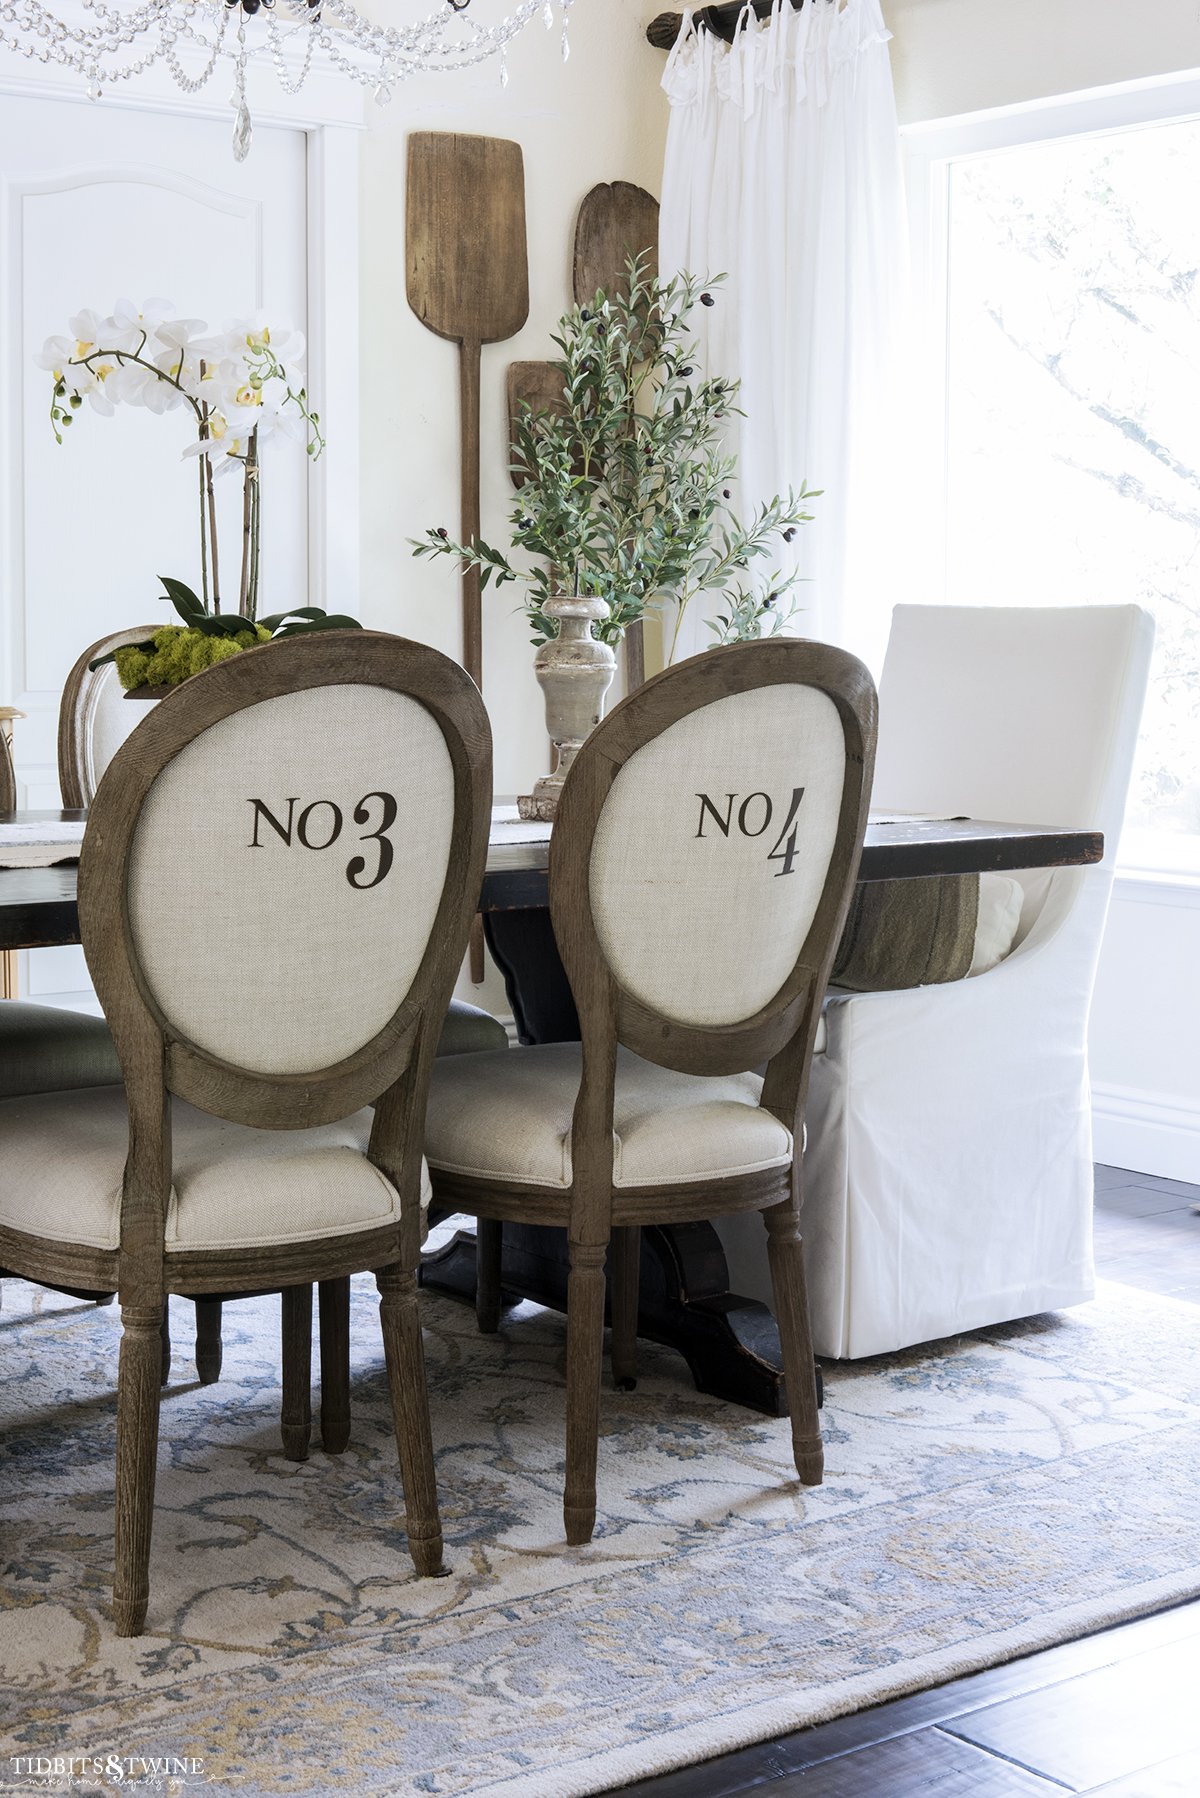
top-left (59, 627), bottom-right (160, 808)
top-left (551, 640), bottom-right (877, 1092)
top-left (79, 632), bottom-right (491, 1136)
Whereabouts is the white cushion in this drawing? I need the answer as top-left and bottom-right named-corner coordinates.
top-left (424, 1044), bottom-right (792, 1190)
top-left (0, 1085), bottom-right (428, 1252)
top-left (969, 873), bottom-right (1024, 977)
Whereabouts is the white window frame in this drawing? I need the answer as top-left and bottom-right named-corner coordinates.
top-left (902, 68), bottom-right (1200, 885)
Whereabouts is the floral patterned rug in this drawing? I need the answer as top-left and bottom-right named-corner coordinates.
top-left (2, 1266), bottom-right (1200, 1798)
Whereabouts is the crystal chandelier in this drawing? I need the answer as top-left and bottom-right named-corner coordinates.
top-left (0, 0), bottom-right (577, 160)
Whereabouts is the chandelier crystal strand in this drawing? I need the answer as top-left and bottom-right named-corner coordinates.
top-left (0, 0), bottom-right (579, 155)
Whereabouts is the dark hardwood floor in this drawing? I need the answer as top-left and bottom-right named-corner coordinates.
top-left (618, 1164), bottom-right (1200, 1797)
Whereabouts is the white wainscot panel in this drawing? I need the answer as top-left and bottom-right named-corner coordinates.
top-left (1089, 875), bottom-right (1200, 1182)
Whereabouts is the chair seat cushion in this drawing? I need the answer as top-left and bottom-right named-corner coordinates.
top-left (0, 1000), bottom-right (121, 1097)
top-left (0, 1086), bottom-right (428, 1253)
top-left (436, 999), bottom-right (509, 1057)
top-left (425, 1044), bottom-right (792, 1190)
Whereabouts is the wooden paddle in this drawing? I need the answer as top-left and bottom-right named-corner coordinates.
top-left (407, 133), bottom-right (529, 985)
top-left (573, 180), bottom-right (660, 307)
top-left (406, 132), bottom-right (530, 691)
top-left (506, 183), bottom-right (662, 483)
top-left (506, 361), bottom-right (574, 488)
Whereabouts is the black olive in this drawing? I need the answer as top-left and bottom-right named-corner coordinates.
top-left (722, 488), bottom-right (732, 499)
top-left (700, 291), bottom-right (715, 307)
top-left (435, 527), bottom-right (449, 540)
top-left (783, 528), bottom-right (797, 542)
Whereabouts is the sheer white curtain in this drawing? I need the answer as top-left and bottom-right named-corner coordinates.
top-left (659, 0), bottom-right (908, 662)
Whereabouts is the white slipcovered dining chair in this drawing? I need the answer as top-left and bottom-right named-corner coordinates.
top-left (716, 603), bottom-right (1155, 1358)
top-left (0, 631), bottom-right (491, 1633)
top-left (423, 640), bottom-right (878, 1542)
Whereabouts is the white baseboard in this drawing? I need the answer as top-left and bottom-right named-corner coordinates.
top-left (1092, 1082), bottom-right (1200, 1183)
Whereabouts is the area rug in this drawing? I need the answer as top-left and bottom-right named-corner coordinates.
top-left (3, 1265), bottom-right (1200, 1798)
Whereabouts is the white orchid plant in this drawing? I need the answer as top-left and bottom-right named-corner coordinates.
top-left (37, 299), bottom-right (358, 684)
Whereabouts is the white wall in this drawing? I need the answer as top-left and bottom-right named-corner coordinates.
top-left (357, 0), bottom-right (667, 804)
top-left (885, 0), bottom-right (1200, 124)
top-left (356, 1), bottom-right (666, 1021)
top-left (1090, 881), bottom-right (1200, 1182)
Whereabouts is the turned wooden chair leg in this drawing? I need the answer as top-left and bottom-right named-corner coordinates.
top-left (159, 1300), bottom-right (171, 1387)
top-left (280, 1285), bottom-right (313, 1463)
top-left (318, 1277), bottom-right (351, 1454)
top-left (377, 1265), bottom-right (444, 1576)
top-left (764, 1200), bottom-right (823, 1487)
top-left (114, 1304), bottom-right (164, 1637)
top-left (475, 1217), bottom-right (503, 1334)
top-left (194, 1298), bottom-right (222, 1384)
top-left (564, 1238), bottom-right (607, 1546)
top-left (610, 1225), bottom-right (640, 1391)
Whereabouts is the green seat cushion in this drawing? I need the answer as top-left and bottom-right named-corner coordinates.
top-left (0, 1000), bottom-right (122, 1098)
top-left (832, 875), bottom-right (980, 992)
top-left (0, 996), bottom-right (504, 1101)
top-left (436, 1000), bottom-right (509, 1058)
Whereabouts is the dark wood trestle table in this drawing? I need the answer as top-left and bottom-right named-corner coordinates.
top-left (0, 807), bottom-right (1103, 1415)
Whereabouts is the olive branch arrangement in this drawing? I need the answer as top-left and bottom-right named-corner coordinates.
top-left (413, 258), bottom-right (819, 661)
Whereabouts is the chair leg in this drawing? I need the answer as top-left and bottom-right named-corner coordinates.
top-left (763, 1201), bottom-right (824, 1487)
top-left (563, 1239), bottom-right (607, 1546)
top-left (159, 1301), bottom-right (171, 1387)
top-left (114, 1304), bottom-right (164, 1637)
top-left (475, 1217), bottom-right (503, 1334)
top-left (281, 1286), bottom-right (313, 1463)
top-left (318, 1278), bottom-right (352, 1454)
top-left (377, 1265), bottom-right (444, 1576)
top-left (194, 1298), bottom-right (222, 1384)
top-left (609, 1226), bottom-right (640, 1391)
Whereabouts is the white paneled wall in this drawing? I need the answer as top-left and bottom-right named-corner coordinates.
top-left (0, 93), bottom-right (311, 1007)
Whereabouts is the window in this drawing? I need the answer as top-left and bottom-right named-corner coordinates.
top-left (910, 83), bottom-right (1200, 875)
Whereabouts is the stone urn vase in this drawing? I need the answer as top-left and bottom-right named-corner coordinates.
top-left (518, 595), bottom-right (616, 823)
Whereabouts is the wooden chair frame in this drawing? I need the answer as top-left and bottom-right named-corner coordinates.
top-left (58, 625), bottom-right (162, 810)
top-left (1, 631), bottom-right (492, 1633)
top-left (0, 727), bottom-right (15, 814)
top-left (435, 639), bottom-right (878, 1543)
top-left (59, 625), bottom-right (226, 1377)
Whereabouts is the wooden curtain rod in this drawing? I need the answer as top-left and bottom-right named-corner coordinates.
top-left (646, 1), bottom-right (809, 51)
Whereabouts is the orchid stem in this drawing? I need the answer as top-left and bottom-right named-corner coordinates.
top-left (200, 402), bottom-right (221, 611)
top-left (198, 452), bottom-right (210, 610)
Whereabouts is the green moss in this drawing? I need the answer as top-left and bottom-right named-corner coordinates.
top-left (114, 623), bottom-right (272, 691)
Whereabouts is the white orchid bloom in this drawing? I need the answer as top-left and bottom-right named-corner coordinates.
top-left (66, 309), bottom-right (106, 360)
top-left (109, 296), bottom-right (175, 352)
top-left (35, 334), bottom-right (74, 379)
